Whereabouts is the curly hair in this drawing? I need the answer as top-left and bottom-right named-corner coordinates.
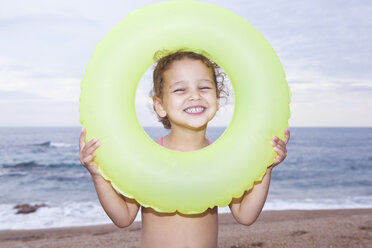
top-left (150, 49), bottom-right (227, 129)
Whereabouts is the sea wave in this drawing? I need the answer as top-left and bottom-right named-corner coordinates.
top-left (0, 201), bottom-right (112, 230)
top-left (263, 196), bottom-right (372, 211)
top-left (2, 161), bottom-right (40, 168)
top-left (32, 141), bottom-right (74, 148)
top-left (1, 161), bottom-right (87, 182)
top-left (1, 162), bottom-right (83, 180)
top-left (2, 196), bottom-right (372, 230)
top-left (2, 161), bottom-right (80, 169)
top-left (50, 142), bottom-right (74, 148)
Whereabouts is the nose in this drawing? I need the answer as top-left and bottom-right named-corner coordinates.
top-left (188, 87), bottom-right (201, 101)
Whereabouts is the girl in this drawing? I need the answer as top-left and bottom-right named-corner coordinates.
top-left (79, 50), bottom-right (290, 248)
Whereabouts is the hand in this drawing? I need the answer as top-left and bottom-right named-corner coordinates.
top-left (79, 128), bottom-right (101, 177)
top-left (269, 128), bottom-right (290, 169)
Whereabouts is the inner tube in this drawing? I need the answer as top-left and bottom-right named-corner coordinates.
top-left (79, 0), bottom-right (291, 214)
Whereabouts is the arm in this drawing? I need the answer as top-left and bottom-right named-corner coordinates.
top-left (229, 128), bottom-right (290, 226)
top-left (79, 129), bottom-right (140, 228)
top-left (229, 168), bottom-right (272, 226)
top-left (91, 174), bottom-right (140, 228)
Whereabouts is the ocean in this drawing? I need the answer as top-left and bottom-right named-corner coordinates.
top-left (0, 127), bottom-right (371, 230)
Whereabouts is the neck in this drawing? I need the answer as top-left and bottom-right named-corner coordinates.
top-left (163, 125), bottom-right (209, 152)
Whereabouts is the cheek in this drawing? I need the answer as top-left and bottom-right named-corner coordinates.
top-left (165, 95), bottom-right (184, 109)
top-left (206, 93), bottom-right (218, 106)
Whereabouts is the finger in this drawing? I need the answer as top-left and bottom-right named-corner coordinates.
top-left (83, 153), bottom-right (96, 165)
top-left (85, 141), bottom-right (100, 155)
top-left (274, 145), bottom-right (287, 156)
top-left (271, 137), bottom-right (286, 149)
top-left (273, 146), bottom-right (286, 158)
top-left (79, 128), bottom-right (86, 150)
top-left (272, 155), bottom-right (283, 166)
top-left (83, 139), bottom-right (99, 156)
top-left (85, 137), bottom-right (99, 148)
top-left (78, 153), bottom-right (84, 164)
top-left (273, 139), bottom-right (287, 152)
top-left (284, 128), bottom-right (290, 144)
top-left (82, 139), bottom-right (98, 157)
top-left (273, 156), bottom-right (281, 165)
top-left (271, 136), bottom-right (279, 148)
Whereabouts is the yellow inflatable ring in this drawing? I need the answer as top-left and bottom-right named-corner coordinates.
top-left (79, 0), bottom-right (291, 214)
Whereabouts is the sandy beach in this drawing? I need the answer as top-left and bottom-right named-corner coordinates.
top-left (0, 209), bottom-right (371, 248)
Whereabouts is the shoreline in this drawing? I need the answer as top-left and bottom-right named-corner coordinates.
top-left (1, 208), bottom-right (371, 247)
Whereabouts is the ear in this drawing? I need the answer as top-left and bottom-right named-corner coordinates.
top-left (215, 90), bottom-right (220, 111)
top-left (153, 96), bottom-right (167, 118)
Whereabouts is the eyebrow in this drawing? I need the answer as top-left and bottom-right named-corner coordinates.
top-left (198, 79), bottom-right (212, 83)
top-left (169, 79), bottom-right (212, 88)
top-left (169, 81), bottom-right (186, 88)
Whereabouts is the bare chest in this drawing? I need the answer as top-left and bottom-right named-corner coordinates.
top-left (140, 207), bottom-right (218, 248)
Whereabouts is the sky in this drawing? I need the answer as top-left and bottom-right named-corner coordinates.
top-left (0, 0), bottom-right (371, 127)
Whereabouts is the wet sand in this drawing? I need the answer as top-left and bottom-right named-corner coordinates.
top-left (0, 209), bottom-right (371, 248)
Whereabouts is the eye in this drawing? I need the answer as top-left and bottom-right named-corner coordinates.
top-left (200, 87), bottom-right (212, 90)
top-left (173, 88), bottom-right (185, 92)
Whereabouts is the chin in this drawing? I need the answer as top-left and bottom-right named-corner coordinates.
top-left (171, 114), bottom-right (215, 131)
top-left (188, 125), bottom-right (208, 132)
top-left (186, 121), bottom-right (209, 131)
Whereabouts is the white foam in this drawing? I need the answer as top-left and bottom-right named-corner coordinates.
top-left (0, 202), bottom-right (112, 230)
top-left (50, 142), bottom-right (74, 148)
top-left (263, 196), bottom-right (372, 210)
top-left (1, 196), bottom-right (371, 230)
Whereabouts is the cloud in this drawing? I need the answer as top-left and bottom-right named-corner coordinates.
top-left (0, 0), bottom-right (371, 126)
top-left (226, 0), bottom-right (372, 87)
top-left (289, 87), bottom-right (372, 127)
top-left (0, 90), bottom-right (78, 126)
top-left (0, 60), bottom-right (80, 102)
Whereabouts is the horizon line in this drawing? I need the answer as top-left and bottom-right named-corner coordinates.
top-left (0, 126), bottom-right (371, 128)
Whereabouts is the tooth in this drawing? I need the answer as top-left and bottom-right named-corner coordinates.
top-left (186, 107), bottom-right (204, 113)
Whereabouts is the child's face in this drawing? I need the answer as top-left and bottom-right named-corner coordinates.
top-left (153, 58), bottom-right (219, 131)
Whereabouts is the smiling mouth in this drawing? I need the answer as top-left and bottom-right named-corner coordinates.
top-left (184, 106), bottom-right (206, 115)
